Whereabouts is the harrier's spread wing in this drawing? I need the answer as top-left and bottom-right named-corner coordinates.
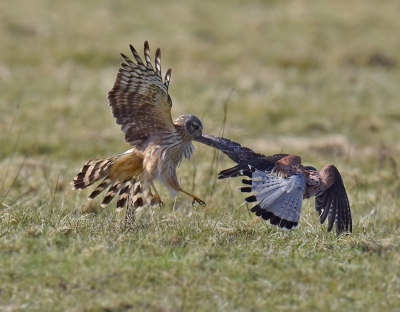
top-left (315, 165), bottom-right (352, 235)
top-left (107, 41), bottom-right (176, 150)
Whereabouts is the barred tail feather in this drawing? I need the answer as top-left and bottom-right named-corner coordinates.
top-left (132, 183), bottom-right (145, 210)
top-left (130, 182), bottom-right (160, 210)
top-left (72, 158), bottom-right (113, 190)
top-left (101, 181), bottom-right (122, 207)
top-left (116, 180), bottom-right (133, 211)
top-left (88, 178), bottom-right (112, 200)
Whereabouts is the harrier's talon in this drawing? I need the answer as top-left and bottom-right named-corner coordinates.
top-left (192, 197), bottom-right (206, 206)
top-left (150, 196), bottom-right (164, 207)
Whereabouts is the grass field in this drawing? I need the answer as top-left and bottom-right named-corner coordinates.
top-left (1, 0), bottom-right (400, 311)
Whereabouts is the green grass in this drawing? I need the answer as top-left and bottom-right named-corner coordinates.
top-left (1, 0), bottom-right (400, 311)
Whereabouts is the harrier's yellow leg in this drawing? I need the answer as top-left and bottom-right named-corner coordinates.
top-left (165, 174), bottom-right (206, 206)
top-left (150, 182), bottom-right (163, 207)
top-left (179, 189), bottom-right (206, 206)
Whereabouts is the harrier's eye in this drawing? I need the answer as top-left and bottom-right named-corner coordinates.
top-left (193, 124), bottom-right (199, 130)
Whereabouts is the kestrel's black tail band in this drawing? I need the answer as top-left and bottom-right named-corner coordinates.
top-left (241, 167), bottom-right (306, 231)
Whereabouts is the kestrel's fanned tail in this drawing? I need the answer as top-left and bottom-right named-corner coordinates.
top-left (241, 167), bottom-right (306, 230)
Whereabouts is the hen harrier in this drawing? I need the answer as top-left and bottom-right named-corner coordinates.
top-left (195, 134), bottom-right (352, 235)
top-left (72, 41), bottom-right (205, 218)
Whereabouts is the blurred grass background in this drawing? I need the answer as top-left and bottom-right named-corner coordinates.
top-left (1, 0), bottom-right (400, 311)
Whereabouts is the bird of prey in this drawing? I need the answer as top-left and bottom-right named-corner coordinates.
top-left (195, 134), bottom-right (352, 235)
top-left (72, 41), bottom-right (205, 219)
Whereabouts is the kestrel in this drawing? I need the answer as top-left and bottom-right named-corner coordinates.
top-left (72, 41), bottom-right (205, 218)
top-left (195, 134), bottom-right (352, 235)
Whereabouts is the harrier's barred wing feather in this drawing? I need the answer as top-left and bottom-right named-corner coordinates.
top-left (107, 41), bottom-right (176, 150)
top-left (155, 48), bottom-right (161, 76)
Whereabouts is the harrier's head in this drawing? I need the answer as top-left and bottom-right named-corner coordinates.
top-left (174, 114), bottom-right (203, 138)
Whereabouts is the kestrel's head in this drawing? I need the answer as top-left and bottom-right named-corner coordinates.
top-left (175, 114), bottom-right (203, 138)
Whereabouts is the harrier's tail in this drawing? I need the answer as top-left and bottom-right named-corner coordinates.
top-left (72, 152), bottom-right (162, 211)
top-left (72, 156), bottom-right (135, 210)
top-left (72, 158), bottom-right (115, 191)
top-left (124, 181), bottom-right (162, 222)
top-left (130, 182), bottom-right (161, 210)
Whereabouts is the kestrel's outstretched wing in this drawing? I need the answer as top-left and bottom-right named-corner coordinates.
top-left (194, 134), bottom-right (264, 163)
top-left (107, 41), bottom-right (176, 150)
top-left (314, 165), bottom-right (352, 234)
top-left (194, 134), bottom-right (287, 178)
